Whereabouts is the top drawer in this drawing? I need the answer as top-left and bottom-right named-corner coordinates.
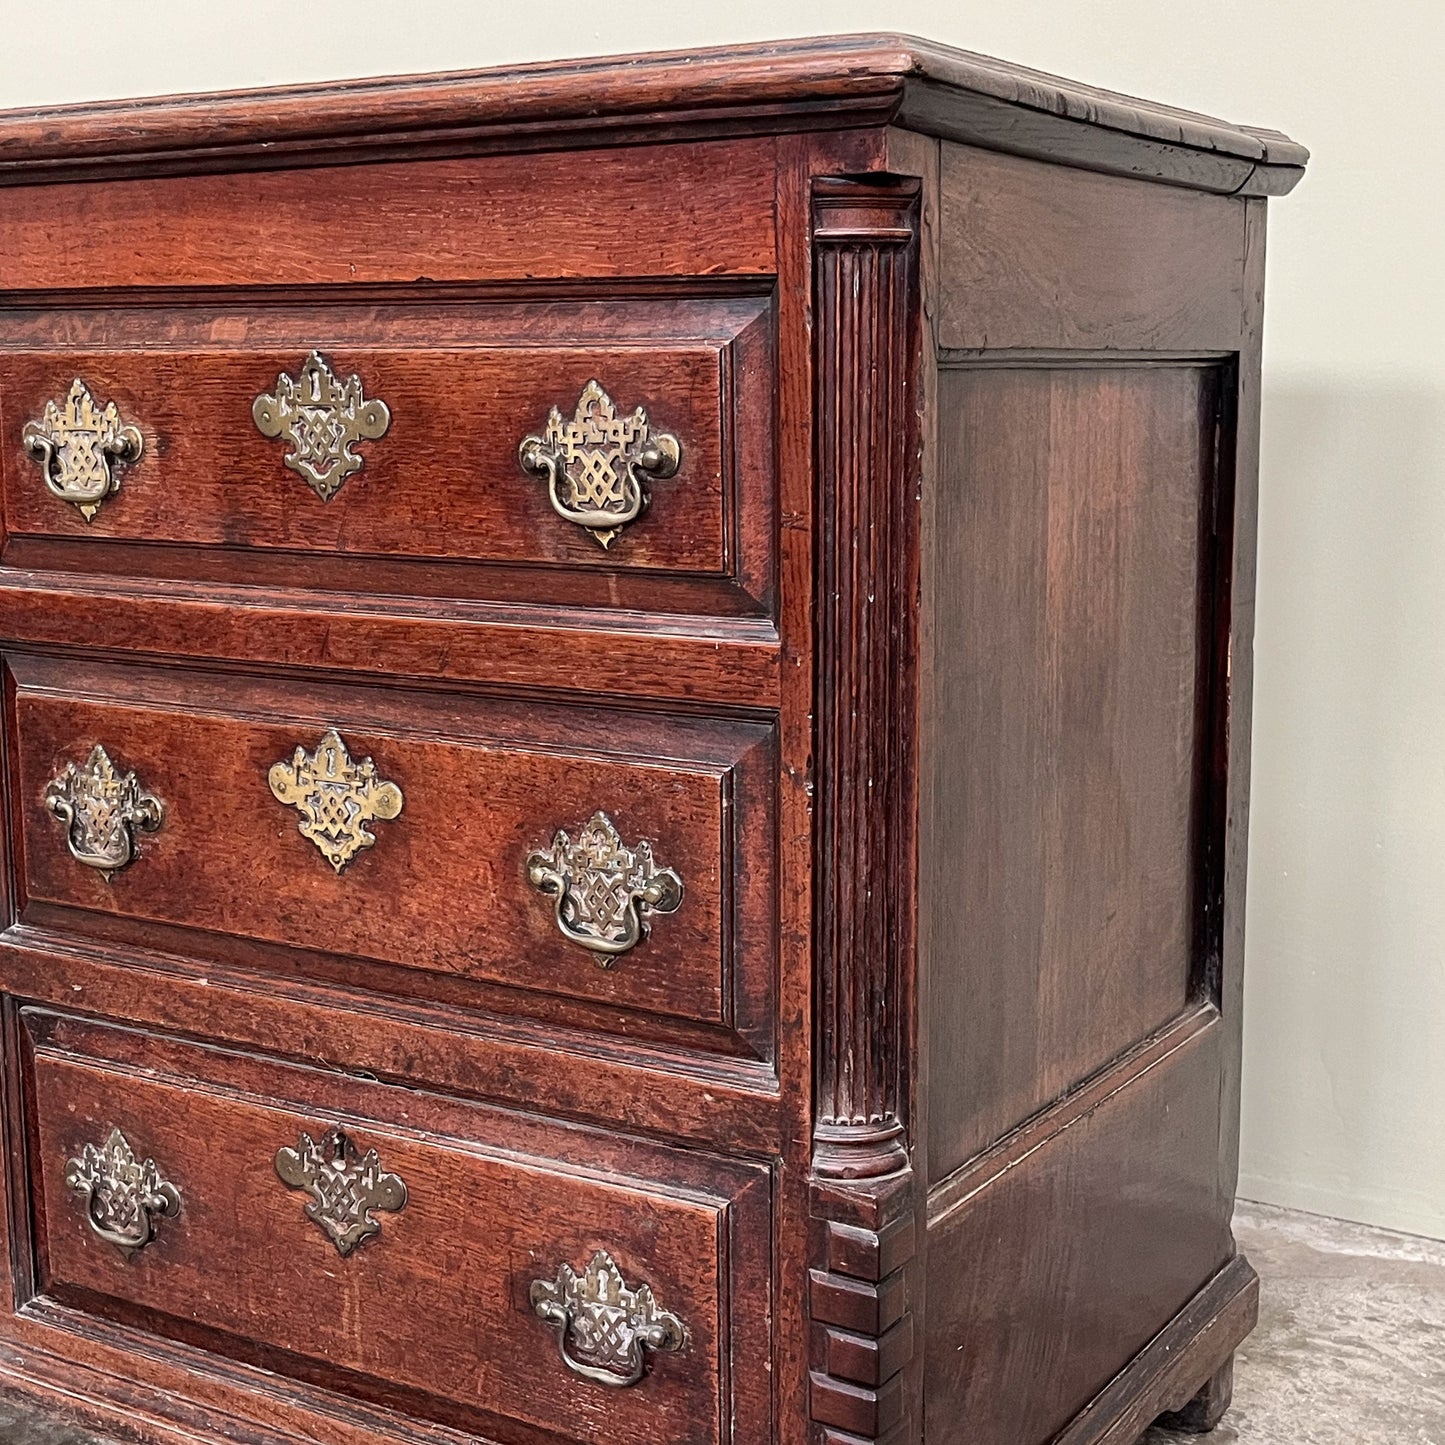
top-left (0, 293), bottom-right (775, 617)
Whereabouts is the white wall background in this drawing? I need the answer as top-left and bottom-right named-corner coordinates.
top-left (1, 1), bottom-right (1441, 1238)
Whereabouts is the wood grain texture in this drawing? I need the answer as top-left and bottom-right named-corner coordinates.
top-left (923, 1021), bottom-right (1234, 1445)
top-left (19, 1009), bottom-right (772, 1445)
top-left (0, 35), bottom-right (1305, 196)
top-left (8, 654), bottom-right (777, 1054)
top-left (0, 576), bottom-right (783, 707)
top-left (0, 933), bottom-right (784, 1155)
top-left (926, 362), bottom-right (1223, 1181)
top-left (0, 296), bottom-right (776, 610)
top-left (810, 181), bottom-right (921, 1184)
top-left (1054, 1261), bottom-right (1255, 1445)
top-left (0, 141), bottom-right (778, 292)
top-left (937, 144), bottom-right (1249, 352)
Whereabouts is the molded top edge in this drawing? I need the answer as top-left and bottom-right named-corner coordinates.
top-left (0, 32), bottom-right (1307, 191)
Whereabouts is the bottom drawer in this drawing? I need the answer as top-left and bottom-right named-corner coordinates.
top-left (16, 1008), bottom-right (772, 1445)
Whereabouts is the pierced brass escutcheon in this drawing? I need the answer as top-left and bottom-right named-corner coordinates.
top-left (65, 1127), bottom-right (181, 1255)
top-left (518, 380), bottom-right (680, 548)
top-left (530, 1249), bottom-right (685, 1388)
top-left (275, 1128), bottom-right (407, 1257)
top-left (45, 744), bottom-right (164, 880)
top-left (253, 351), bottom-right (391, 501)
top-left (268, 728), bottom-right (403, 873)
top-left (526, 812), bottom-right (682, 962)
top-left (23, 378), bottom-right (143, 521)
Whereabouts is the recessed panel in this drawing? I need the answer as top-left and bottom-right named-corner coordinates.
top-left (927, 362), bottom-right (1223, 1178)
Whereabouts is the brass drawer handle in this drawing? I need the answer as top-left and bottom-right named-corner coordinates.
top-left (23, 378), bottom-right (142, 521)
top-left (275, 1128), bottom-right (407, 1257)
top-left (268, 728), bottom-right (403, 874)
top-left (65, 1128), bottom-right (181, 1255)
top-left (531, 1249), bottom-right (685, 1388)
top-left (253, 351), bottom-right (391, 501)
top-left (519, 380), bottom-right (680, 548)
top-left (526, 812), bottom-right (682, 961)
top-left (45, 744), bottom-right (164, 880)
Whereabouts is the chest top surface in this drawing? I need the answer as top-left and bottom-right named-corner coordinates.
top-left (0, 32), bottom-right (1306, 195)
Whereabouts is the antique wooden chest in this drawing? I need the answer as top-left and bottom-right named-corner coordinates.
top-left (0, 35), bottom-right (1305, 1445)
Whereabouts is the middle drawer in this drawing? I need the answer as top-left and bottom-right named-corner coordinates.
top-left (7, 654), bottom-right (777, 1059)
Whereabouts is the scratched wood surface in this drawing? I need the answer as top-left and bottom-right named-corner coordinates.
top-left (0, 296), bottom-right (778, 614)
top-left (0, 35), bottom-right (1304, 1445)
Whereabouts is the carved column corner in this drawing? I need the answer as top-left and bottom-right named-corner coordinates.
top-left (811, 177), bottom-right (923, 1185)
top-left (808, 1170), bottom-right (919, 1445)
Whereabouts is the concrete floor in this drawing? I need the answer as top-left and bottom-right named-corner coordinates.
top-left (1145, 1201), bottom-right (1445, 1445)
top-left (0, 1202), bottom-right (1441, 1442)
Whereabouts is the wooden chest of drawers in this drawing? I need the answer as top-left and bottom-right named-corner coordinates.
top-left (0, 35), bottom-right (1305, 1445)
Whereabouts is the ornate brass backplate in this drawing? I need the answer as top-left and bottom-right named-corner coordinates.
top-left (45, 744), bottom-right (164, 880)
top-left (23, 377), bottom-right (143, 521)
top-left (268, 728), bottom-right (403, 873)
top-left (275, 1128), bottom-right (407, 1257)
top-left (65, 1127), bottom-right (181, 1255)
top-left (526, 812), bottom-right (683, 962)
top-left (518, 380), bottom-right (680, 548)
top-left (252, 351), bottom-right (391, 501)
top-left (530, 1249), bottom-right (685, 1388)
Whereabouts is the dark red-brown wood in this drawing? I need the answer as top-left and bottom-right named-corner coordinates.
top-left (0, 296), bottom-right (778, 615)
top-left (20, 1009), bottom-right (772, 1445)
top-left (8, 653), bottom-right (778, 1055)
top-left (0, 34), bottom-right (1305, 1445)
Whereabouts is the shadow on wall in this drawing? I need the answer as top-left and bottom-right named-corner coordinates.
top-left (1240, 378), bottom-right (1445, 1238)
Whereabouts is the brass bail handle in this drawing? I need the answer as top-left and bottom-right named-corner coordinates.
top-left (45, 744), bottom-right (164, 881)
top-left (519, 381), bottom-right (680, 548)
top-left (22, 377), bottom-right (142, 522)
top-left (525, 812), bottom-right (682, 965)
top-left (530, 1250), bottom-right (685, 1388)
top-left (65, 1128), bottom-right (181, 1255)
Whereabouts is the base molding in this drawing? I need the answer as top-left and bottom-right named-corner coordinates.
top-left (1153, 1357), bottom-right (1235, 1435)
top-left (1050, 1253), bottom-right (1258, 1445)
top-left (0, 1251), bottom-right (1256, 1445)
top-left (0, 1324), bottom-right (484, 1445)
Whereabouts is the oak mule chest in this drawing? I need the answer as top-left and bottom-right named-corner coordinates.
top-left (0, 35), bottom-right (1305, 1445)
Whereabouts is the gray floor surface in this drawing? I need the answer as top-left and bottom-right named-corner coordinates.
top-left (0, 1202), bottom-right (1440, 1442)
top-left (1144, 1201), bottom-right (1445, 1445)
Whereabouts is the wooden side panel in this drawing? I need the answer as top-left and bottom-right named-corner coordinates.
top-left (923, 1021), bottom-right (1233, 1445)
top-left (937, 144), bottom-right (1247, 352)
top-left (1217, 199), bottom-right (1269, 1203)
top-left (926, 363), bottom-right (1222, 1180)
top-left (0, 140), bottom-right (778, 291)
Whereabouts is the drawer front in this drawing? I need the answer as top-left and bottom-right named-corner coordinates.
top-left (18, 1009), bottom-right (772, 1445)
top-left (0, 295), bottom-right (774, 613)
top-left (9, 655), bottom-right (776, 1055)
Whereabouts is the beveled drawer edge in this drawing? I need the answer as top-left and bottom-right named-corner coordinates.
top-left (20, 1005), bottom-right (762, 1206)
top-left (0, 571), bottom-right (783, 709)
top-left (1, 1302), bottom-right (521, 1445)
top-left (0, 927), bottom-right (785, 1155)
